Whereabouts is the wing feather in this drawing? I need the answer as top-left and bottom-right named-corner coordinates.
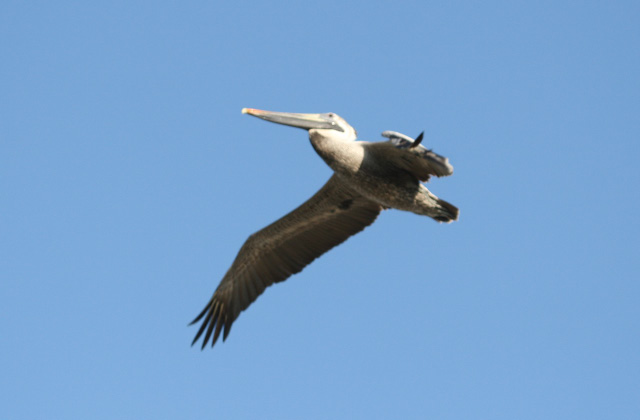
top-left (372, 131), bottom-right (454, 181)
top-left (190, 175), bottom-right (382, 349)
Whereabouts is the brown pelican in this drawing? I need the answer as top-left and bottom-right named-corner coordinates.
top-left (190, 108), bottom-right (459, 349)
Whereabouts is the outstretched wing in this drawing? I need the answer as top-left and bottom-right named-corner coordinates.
top-left (368, 131), bottom-right (454, 181)
top-left (190, 175), bottom-right (383, 349)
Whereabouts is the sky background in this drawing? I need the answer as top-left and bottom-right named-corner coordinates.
top-left (2, 1), bottom-right (639, 419)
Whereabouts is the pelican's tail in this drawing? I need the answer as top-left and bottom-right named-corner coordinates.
top-left (432, 198), bottom-right (459, 223)
top-left (416, 186), bottom-right (459, 223)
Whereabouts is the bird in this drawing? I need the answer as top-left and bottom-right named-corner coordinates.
top-left (190, 108), bottom-right (459, 349)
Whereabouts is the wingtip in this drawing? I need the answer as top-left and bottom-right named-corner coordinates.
top-left (410, 131), bottom-right (424, 148)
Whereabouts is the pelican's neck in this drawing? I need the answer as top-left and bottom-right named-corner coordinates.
top-left (309, 129), bottom-right (363, 175)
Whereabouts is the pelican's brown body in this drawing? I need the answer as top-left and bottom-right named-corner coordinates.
top-left (310, 126), bottom-right (457, 222)
top-left (190, 108), bottom-right (458, 349)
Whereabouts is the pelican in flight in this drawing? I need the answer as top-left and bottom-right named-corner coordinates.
top-left (190, 108), bottom-right (459, 349)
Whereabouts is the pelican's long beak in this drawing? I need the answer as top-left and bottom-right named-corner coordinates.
top-left (241, 108), bottom-right (344, 132)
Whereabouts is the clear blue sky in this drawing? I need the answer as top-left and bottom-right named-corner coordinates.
top-left (2, 1), bottom-right (639, 419)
